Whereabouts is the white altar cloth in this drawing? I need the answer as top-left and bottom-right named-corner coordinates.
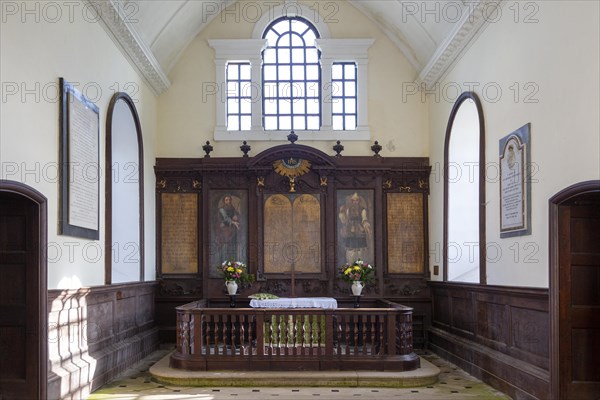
top-left (249, 297), bottom-right (337, 309)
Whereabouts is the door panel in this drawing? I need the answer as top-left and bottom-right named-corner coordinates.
top-left (560, 203), bottom-right (600, 399)
top-left (0, 193), bottom-right (39, 400)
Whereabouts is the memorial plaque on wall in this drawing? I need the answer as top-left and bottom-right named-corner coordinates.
top-left (59, 78), bottom-right (100, 240)
top-left (387, 193), bottom-right (424, 274)
top-left (161, 193), bottom-right (198, 274)
top-left (500, 123), bottom-right (531, 238)
top-left (263, 193), bottom-right (321, 274)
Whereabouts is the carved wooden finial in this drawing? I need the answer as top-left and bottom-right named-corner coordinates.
top-left (371, 141), bottom-right (382, 157)
top-left (287, 131), bottom-right (298, 144)
top-left (240, 140), bottom-right (251, 157)
top-left (202, 141), bottom-right (213, 158)
top-left (333, 140), bottom-right (344, 157)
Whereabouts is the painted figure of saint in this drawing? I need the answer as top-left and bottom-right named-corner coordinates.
top-left (338, 192), bottom-right (372, 264)
top-left (217, 194), bottom-right (241, 262)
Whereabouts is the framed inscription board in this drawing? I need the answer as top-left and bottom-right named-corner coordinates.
top-left (263, 193), bottom-right (321, 274)
top-left (387, 193), bottom-right (424, 274)
top-left (59, 78), bottom-right (100, 239)
top-left (161, 193), bottom-right (198, 274)
top-left (500, 123), bottom-right (531, 238)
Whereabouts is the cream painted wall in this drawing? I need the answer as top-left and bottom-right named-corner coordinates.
top-left (0, 5), bottom-right (158, 289)
top-left (158, 0), bottom-right (428, 157)
top-left (428, 1), bottom-right (600, 287)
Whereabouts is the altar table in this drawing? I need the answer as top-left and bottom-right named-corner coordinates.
top-left (249, 297), bottom-right (338, 309)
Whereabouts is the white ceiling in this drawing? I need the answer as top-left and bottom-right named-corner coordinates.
top-left (96, 0), bottom-right (498, 94)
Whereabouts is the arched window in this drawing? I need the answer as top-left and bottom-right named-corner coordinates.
top-left (444, 92), bottom-right (486, 283)
top-left (106, 93), bottom-right (145, 284)
top-left (262, 16), bottom-right (321, 131)
top-left (209, 2), bottom-right (373, 141)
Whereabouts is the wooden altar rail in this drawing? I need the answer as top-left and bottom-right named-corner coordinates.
top-left (170, 299), bottom-right (420, 371)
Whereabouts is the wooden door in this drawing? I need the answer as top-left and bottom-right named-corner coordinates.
top-left (0, 192), bottom-right (41, 399)
top-left (558, 201), bottom-right (600, 399)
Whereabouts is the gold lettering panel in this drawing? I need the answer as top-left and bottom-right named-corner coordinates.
top-left (161, 193), bottom-right (198, 274)
top-left (387, 193), bottom-right (424, 274)
top-left (264, 194), bottom-right (321, 274)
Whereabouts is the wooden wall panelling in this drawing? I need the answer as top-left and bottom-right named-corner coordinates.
top-left (428, 281), bottom-right (550, 400)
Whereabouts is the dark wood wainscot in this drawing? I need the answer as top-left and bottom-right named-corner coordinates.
top-left (154, 141), bottom-right (431, 344)
top-left (428, 281), bottom-right (550, 400)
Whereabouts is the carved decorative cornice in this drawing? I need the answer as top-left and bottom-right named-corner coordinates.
top-left (87, 0), bottom-right (170, 95)
top-left (418, 0), bottom-right (502, 89)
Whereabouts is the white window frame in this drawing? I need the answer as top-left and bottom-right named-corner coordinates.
top-left (208, 2), bottom-right (373, 141)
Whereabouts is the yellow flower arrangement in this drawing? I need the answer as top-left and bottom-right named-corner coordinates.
top-left (339, 259), bottom-right (375, 284)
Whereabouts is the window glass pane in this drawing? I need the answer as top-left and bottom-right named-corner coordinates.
top-left (332, 115), bottom-right (343, 130)
top-left (264, 99), bottom-right (277, 115)
top-left (306, 82), bottom-right (319, 97)
top-left (307, 116), bottom-right (320, 130)
top-left (227, 65), bottom-right (238, 79)
top-left (345, 98), bottom-right (356, 113)
top-left (332, 99), bottom-right (343, 114)
top-left (278, 33), bottom-right (290, 47)
top-left (306, 49), bottom-right (319, 63)
top-left (278, 48), bottom-right (291, 63)
top-left (332, 64), bottom-right (343, 79)
top-left (227, 82), bottom-right (238, 94)
top-left (293, 116), bottom-right (306, 130)
top-left (278, 65), bottom-right (290, 81)
top-left (279, 116), bottom-right (292, 130)
top-left (291, 49), bottom-right (305, 63)
top-left (331, 82), bottom-right (342, 97)
top-left (265, 30), bottom-right (279, 46)
top-left (306, 65), bottom-right (319, 80)
top-left (263, 82), bottom-right (277, 98)
top-left (263, 65), bottom-right (277, 79)
top-left (263, 49), bottom-right (276, 64)
top-left (278, 82), bottom-right (289, 98)
top-left (303, 30), bottom-right (316, 46)
top-left (291, 82), bottom-right (305, 98)
top-left (307, 99), bottom-right (320, 114)
top-left (279, 99), bottom-right (291, 114)
top-left (241, 99), bottom-right (252, 114)
top-left (240, 65), bottom-right (251, 80)
top-left (292, 66), bottom-right (305, 80)
top-left (346, 115), bottom-right (357, 129)
top-left (344, 64), bottom-right (356, 79)
top-left (293, 99), bottom-right (306, 114)
top-left (345, 82), bottom-right (356, 96)
top-left (290, 19), bottom-right (306, 34)
top-left (240, 82), bottom-right (253, 97)
top-left (264, 116), bottom-right (277, 130)
top-left (228, 99), bottom-right (239, 114)
top-left (272, 20), bottom-right (288, 34)
top-left (227, 116), bottom-right (239, 131)
top-left (241, 116), bottom-right (252, 130)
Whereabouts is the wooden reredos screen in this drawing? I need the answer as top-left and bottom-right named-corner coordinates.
top-left (155, 142), bottom-right (430, 301)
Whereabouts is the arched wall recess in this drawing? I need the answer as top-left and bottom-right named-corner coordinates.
top-left (105, 93), bottom-right (145, 284)
top-left (443, 92), bottom-right (486, 284)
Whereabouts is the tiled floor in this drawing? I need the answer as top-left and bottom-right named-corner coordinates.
top-left (89, 350), bottom-right (511, 400)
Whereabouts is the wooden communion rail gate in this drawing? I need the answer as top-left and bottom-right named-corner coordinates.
top-left (170, 299), bottom-right (420, 371)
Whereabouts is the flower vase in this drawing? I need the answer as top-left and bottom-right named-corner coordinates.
top-left (351, 281), bottom-right (364, 296)
top-left (225, 280), bottom-right (238, 295)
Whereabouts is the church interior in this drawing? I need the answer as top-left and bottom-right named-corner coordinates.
top-left (1, 1), bottom-right (599, 399)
